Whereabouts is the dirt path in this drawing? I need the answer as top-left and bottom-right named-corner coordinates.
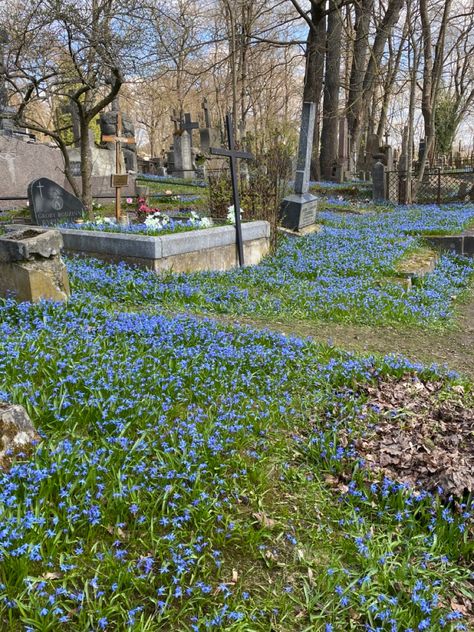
top-left (215, 288), bottom-right (474, 380)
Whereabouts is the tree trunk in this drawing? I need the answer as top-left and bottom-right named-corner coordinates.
top-left (348, 0), bottom-right (404, 165)
top-left (79, 117), bottom-right (93, 211)
top-left (347, 0), bottom-right (373, 151)
top-left (417, 0), bottom-right (452, 187)
top-left (303, 2), bottom-right (326, 181)
top-left (320, 0), bottom-right (342, 180)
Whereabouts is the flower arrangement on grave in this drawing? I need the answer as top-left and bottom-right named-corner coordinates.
top-left (136, 196), bottom-right (161, 222)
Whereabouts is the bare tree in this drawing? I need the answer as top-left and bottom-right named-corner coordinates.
top-left (2, 0), bottom-right (137, 208)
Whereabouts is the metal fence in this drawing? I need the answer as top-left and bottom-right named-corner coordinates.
top-left (385, 167), bottom-right (474, 205)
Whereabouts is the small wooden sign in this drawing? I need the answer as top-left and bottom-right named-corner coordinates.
top-left (111, 174), bottom-right (129, 188)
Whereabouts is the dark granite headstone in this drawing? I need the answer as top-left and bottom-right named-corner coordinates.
top-left (28, 178), bottom-right (85, 226)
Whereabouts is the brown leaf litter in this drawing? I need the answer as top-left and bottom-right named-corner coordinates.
top-left (348, 376), bottom-right (474, 498)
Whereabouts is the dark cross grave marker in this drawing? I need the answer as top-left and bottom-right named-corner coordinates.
top-left (102, 111), bottom-right (135, 222)
top-left (210, 113), bottom-right (254, 267)
top-left (182, 113), bottom-right (199, 147)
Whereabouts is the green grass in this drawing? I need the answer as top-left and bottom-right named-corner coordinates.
top-left (0, 297), bottom-right (472, 630)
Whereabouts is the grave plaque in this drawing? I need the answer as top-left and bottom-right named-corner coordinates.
top-left (111, 174), bottom-right (129, 187)
top-left (28, 178), bottom-right (85, 226)
top-left (70, 161), bottom-right (81, 177)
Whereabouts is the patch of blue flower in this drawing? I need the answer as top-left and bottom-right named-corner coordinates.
top-left (68, 204), bottom-right (474, 327)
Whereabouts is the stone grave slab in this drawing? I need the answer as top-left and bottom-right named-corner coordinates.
top-left (28, 178), bottom-right (85, 226)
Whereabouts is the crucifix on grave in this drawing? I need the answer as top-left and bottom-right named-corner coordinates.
top-left (102, 111), bottom-right (135, 222)
top-left (210, 113), bottom-right (254, 267)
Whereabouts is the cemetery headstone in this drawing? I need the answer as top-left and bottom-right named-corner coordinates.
top-left (173, 131), bottom-right (194, 179)
top-left (397, 126), bottom-right (411, 204)
top-left (280, 102), bottom-right (318, 231)
top-left (199, 98), bottom-right (220, 154)
top-left (372, 156), bottom-right (386, 203)
top-left (0, 28), bottom-right (14, 134)
top-left (0, 29), bottom-right (31, 140)
top-left (28, 178), bottom-right (85, 226)
top-left (100, 109), bottom-right (137, 173)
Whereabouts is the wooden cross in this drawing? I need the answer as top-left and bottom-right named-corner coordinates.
top-left (182, 113), bottom-right (199, 147)
top-left (384, 131), bottom-right (390, 146)
top-left (102, 111), bottom-right (135, 222)
top-left (210, 113), bottom-right (254, 267)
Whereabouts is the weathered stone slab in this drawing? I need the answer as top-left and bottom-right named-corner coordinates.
top-left (28, 178), bottom-right (85, 226)
top-left (395, 250), bottom-right (439, 279)
top-left (0, 227), bottom-right (62, 262)
top-left (0, 227), bottom-right (70, 302)
top-left (0, 402), bottom-right (40, 470)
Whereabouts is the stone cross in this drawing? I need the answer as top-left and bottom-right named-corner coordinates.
top-left (102, 111), bottom-right (136, 221)
top-left (202, 98), bottom-right (211, 128)
top-left (294, 102), bottom-right (316, 195)
top-left (182, 113), bottom-right (199, 147)
top-left (171, 110), bottom-right (181, 133)
top-left (210, 113), bottom-right (254, 267)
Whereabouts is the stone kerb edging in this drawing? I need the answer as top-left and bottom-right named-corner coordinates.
top-left (5, 221), bottom-right (271, 273)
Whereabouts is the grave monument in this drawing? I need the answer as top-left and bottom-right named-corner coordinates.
top-left (280, 102), bottom-right (318, 231)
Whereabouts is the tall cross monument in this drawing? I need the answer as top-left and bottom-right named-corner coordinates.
top-left (280, 102), bottom-right (318, 231)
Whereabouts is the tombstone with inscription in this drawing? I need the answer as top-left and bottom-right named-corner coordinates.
top-left (28, 178), bottom-right (85, 226)
top-left (280, 102), bottom-right (318, 231)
